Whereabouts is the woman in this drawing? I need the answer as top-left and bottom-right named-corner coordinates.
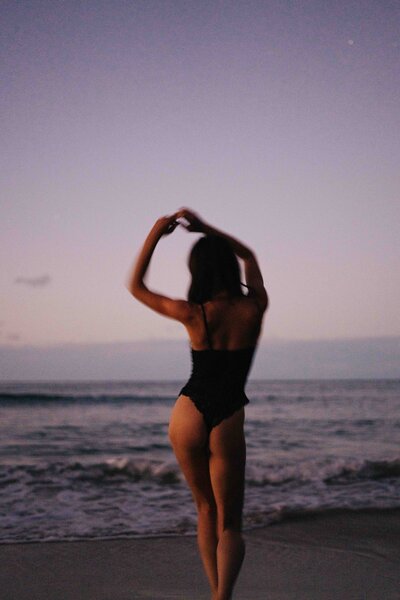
top-left (126, 208), bottom-right (268, 600)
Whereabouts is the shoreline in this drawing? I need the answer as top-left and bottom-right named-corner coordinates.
top-left (1, 508), bottom-right (399, 599)
top-left (1, 505), bottom-right (400, 547)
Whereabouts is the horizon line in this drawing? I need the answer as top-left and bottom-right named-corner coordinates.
top-left (1, 333), bottom-right (400, 350)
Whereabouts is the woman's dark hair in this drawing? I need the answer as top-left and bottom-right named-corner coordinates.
top-left (187, 235), bottom-right (245, 303)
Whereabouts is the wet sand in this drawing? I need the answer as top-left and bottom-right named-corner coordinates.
top-left (0, 508), bottom-right (399, 599)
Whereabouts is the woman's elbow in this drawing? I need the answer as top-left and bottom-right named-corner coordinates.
top-left (126, 281), bottom-right (145, 299)
top-left (241, 248), bottom-right (256, 261)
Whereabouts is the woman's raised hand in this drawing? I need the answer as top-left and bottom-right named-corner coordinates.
top-left (151, 209), bottom-right (207, 237)
top-left (176, 208), bottom-right (206, 233)
top-left (152, 213), bottom-right (180, 236)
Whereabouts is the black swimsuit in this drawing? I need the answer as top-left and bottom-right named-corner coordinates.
top-left (179, 303), bottom-right (256, 433)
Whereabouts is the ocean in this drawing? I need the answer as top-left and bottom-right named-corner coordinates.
top-left (0, 379), bottom-right (399, 544)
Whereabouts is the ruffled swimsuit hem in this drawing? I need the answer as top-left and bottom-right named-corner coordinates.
top-left (179, 386), bottom-right (249, 433)
top-left (189, 394), bottom-right (248, 433)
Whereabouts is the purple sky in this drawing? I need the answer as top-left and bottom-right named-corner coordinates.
top-left (1, 0), bottom-right (399, 350)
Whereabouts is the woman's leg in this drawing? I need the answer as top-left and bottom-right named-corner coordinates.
top-left (169, 395), bottom-right (218, 597)
top-left (209, 409), bottom-right (246, 600)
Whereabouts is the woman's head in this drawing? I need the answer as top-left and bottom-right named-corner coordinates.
top-left (187, 235), bottom-right (244, 303)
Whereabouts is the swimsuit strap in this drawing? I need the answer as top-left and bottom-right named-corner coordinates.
top-left (200, 303), bottom-right (213, 350)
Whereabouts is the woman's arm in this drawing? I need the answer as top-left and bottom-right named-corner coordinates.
top-left (179, 208), bottom-right (269, 312)
top-left (125, 213), bottom-right (193, 322)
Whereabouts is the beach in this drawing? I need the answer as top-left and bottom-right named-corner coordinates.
top-left (1, 508), bottom-right (399, 600)
top-left (1, 380), bottom-right (399, 598)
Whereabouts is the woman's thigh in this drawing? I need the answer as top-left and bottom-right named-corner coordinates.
top-left (208, 408), bottom-right (246, 530)
top-left (169, 395), bottom-right (214, 508)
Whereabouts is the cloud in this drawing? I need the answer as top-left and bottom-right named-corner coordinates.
top-left (14, 274), bottom-right (52, 287)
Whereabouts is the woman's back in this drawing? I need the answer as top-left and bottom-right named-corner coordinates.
top-left (185, 295), bottom-right (263, 351)
top-left (179, 294), bottom-right (263, 432)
